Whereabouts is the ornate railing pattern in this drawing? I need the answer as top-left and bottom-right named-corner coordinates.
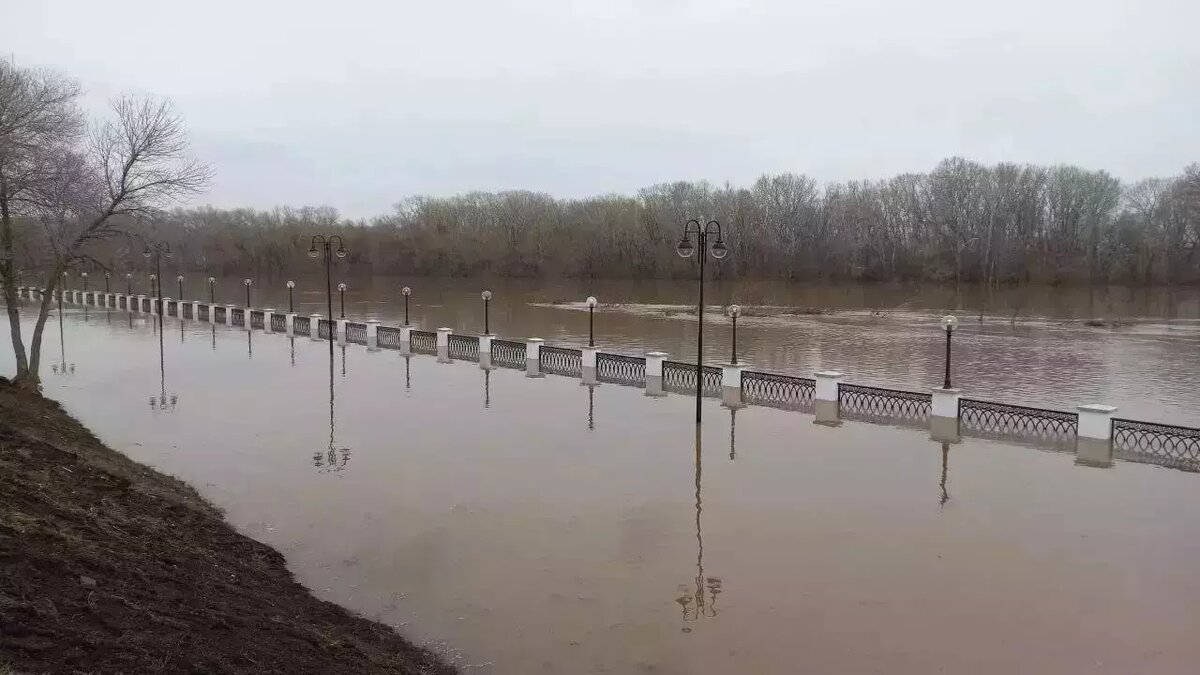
top-left (540, 345), bottom-right (582, 377)
top-left (839, 383), bottom-right (931, 424)
top-left (448, 334), bottom-right (479, 360)
top-left (231, 308), bottom-right (245, 327)
top-left (959, 399), bottom-right (1077, 441)
top-left (250, 310), bottom-right (265, 329)
top-left (377, 325), bottom-right (402, 349)
top-left (318, 319), bottom-right (333, 340)
top-left (491, 339), bottom-right (526, 368)
top-left (742, 371), bottom-right (815, 410)
top-left (663, 360), bottom-right (721, 397)
top-left (411, 329), bottom-right (437, 354)
top-left (346, 321), bottom-right (367, 345)
top-left (270, 313), bottom-right (286, 332)
top-left (293, 315), bottom-right (311, 337)
top-left (1112, 419), bottom-right (1200, 471)
top-left (214, 306), bottom-right (227, 323)
top-left (597, 352), bottom-right (646, 386)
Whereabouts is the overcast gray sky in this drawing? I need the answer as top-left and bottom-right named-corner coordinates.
top-left (5, 0), bottom-right (1198, 217)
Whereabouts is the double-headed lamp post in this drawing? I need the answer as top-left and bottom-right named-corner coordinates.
top-left (481, 290), bottom-right (492, 334)
top-left (402, 286), bottom-right (411, 325)
top-left (308, 234), bottom-right (348, 342)
top-left (941, 315), bottom-right (959, 389)
top-left (338, 283), bottom-right (347, 318)
top-left (729, 304), bottom-right (741, 364)
top-left (586, 296), bottom-right (598, 347)
top-left (243, 278), bottom-right (252, 307)
top-left (676, 219), bottom-right (729, 424)
top-left (286, 280), bottom-right (296, 313)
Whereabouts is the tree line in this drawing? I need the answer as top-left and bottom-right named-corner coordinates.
top-left (70, 159), bottom-right (1200, 285)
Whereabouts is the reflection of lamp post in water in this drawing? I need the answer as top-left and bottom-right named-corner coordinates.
top-left (939, 441), bottom-right (951, 507)
top-left (148, 317), bottom-right (178, 412)
top-left (675, 429), bottom-right (722, 624)
top-left (675, 219), bottom-right (729, 425)
top-left (314, 338), bottom-right (350, 473)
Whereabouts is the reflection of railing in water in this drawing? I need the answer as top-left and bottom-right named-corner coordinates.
top-left (959, 398), bottom-right (1078, 444)
top-left (410, 329), bottom-right (437, 354)
top-left (1112, 419), bottom-right (1200, 472)
top-left (346, 321), bottom-right (367, 345)
top-left (292, 315), bottom-right (311, 336)
top-left (742, 371), bottom-right (815, 410)
top-left (448, 333), bottom-right (479, 360)
top-left (839, 384), bottom-right (931, 426)
top-left (597, 352), bottom-right (646, 386)
top-left (663, 360), bottom-right (721, 397)
top-left (377, 325), bottom-right (402, 349)
top-left (540, 345), bottom-right (582, 377)
top-left (250, 310), bottom-right (265, 329)
top-left (491, 339), bottom-right (525, 368)
top-left (270, 313), bottom-right (285, 332)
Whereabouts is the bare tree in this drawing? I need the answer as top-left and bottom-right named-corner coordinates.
top-left (7, 89), bottom-right (211, 389)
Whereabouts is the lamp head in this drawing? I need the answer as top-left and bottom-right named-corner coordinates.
top-left (729, 304), bottom-right (741, 318)
top-left (481, 290), bottom-right (492, 301)
top-left (338, 283), bottom-right (347, 292)
top-left (207, 276), bottom-right (215, 284)
top-left (402, 286), bottom-right (411, 296)
top-left (307, 246), bottom-right (318, 258)
top-left (142, 247), bottom-right (151, 258)
top-left (586, 296), bottom-right (597, 308)
top-left (286, 280), bottom-right (295, 289)
top-left (676, 237), bottom-right (695, 258)
top-left (243, 278), bottom-right (252, 286)
top-left (335, 245), bottom-right (348, 258)
top-left (176, 275), bottom-right (184, 282)
top-left (941, 315), bottom-right (959, 332)
top-left (126, 273), bottom-right (132, 279)
top-left (81, 272), bottom-right (87, 277)
top-left (710, 238), bottom-right (729, 259)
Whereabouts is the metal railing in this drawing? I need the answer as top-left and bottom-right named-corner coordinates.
top-left (448, 334), bottom-right (479, 360)
top-left (839, 383), bottom-right (931, 425)
top-left (1112, 419), bottom-right (1200, 471)
top-left (959, 399), bottom-right (1078, 442)
top-left (377, 325), bottom-right (402, 349)
top-left (346, 321), bottom-right (367, 345)
top-left (270, 313), bottom-right (286, 332)
top-left (317, 319), bottom-right (333, 340)
top-left (411, 329), bottom-right (437, 354)
top-left (540, 345), bottom-right (582, 377)
top-left (596, 352), bottom-right (646, 387)
top-left (742, 371), bottom-right (815, 410)
top-left (250, 310), bottom-right (265, 330)
top-left (292, 315), bottom-right (311, 336)
top-left (231, 308), bottom-right (245, 327)
top-left (491, 339), bottom-right (525, 368)
top-left (663, 360), bottom-right (721, 397)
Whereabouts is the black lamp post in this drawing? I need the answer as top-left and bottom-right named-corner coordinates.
top-left (729, 304), bottom-right (741, 364)
top-left (208, 276), bottom-right (216, 303)
top-left (125, 273), bottom-right (132, 296)
top-left (308, 234), bottom-right (347, 343)
top-left (402, 286), bottom-right (411, 325)
top-left (286, 280), bottom-right (295, 313)
top-left (337, 283), bottom-right (347, 318)
top-left (104, 272), bottom-right (110, 294)
top-left (481, 290), bottom-right (492, 334)
top-left (675, 219), bottom-right (729, 424)
top-left (243, 278), bottom-right (252, 307)
top-left (81, 272), bottom-right (88, 293)
top-left (941, 315), bottom-right (958, 389)
top-left (586, 296), bottom-right (597, 347)
top-left (177, 275), bottom-right (184, 301)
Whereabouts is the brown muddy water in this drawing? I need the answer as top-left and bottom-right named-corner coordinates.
top-left (4, 288), bottom-right (1200, 674)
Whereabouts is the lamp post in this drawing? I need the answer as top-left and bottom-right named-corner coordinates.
top-left (125, 273), bottom-right (132, 296)
top-left (308, 234), bottom-right (348, 343)
top-left (286, 280), bottom-right (295, 313)
top-left (338, 283), bottom-right (347, 318)
top-left (481, 290), bottom-right (492, 334)
top-left (81, 271), bottom-right (88, 293)
top-left (941, 315), bottom-right (958, 389)
top-left (208, 277), bottom-right (216, 303)
top-left (586, 296), bottom-right (597, 347)
top-left (243, 278), bottom-right (252, 308)
top-left (675, 219), bottom-right (729, 424)
top-left (402, 286), bottom-right (411, 325)
top-left (177, 275), bottom-right (184, 301)
top-left (104, 272), bottom-right (110, 294)
top-left (728, 304), bottom-right (741, 364)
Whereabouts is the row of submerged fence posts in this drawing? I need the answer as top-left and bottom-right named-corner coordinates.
top-left (25, 286), bottom-right (1125, 468)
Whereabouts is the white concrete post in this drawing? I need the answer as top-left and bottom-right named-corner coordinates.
top-left (336, 318), bottom-right (348, 343)
top-left (581, 346), bottom-right (599, 385)
top-left (310, 314), bottom-right (324, 341)
top-left (1076, 404), bottom-right (1118, 468)
top-left (814, 370), bottom-right (844, 426)
top-left (479, 334), bottom-right (494, 369)
top-left (192, 301), bottom-right (201, 320)
top-left (721, 362), bottom-right (748, 408)
top-left (526, 337), bottom-right (545, 377)
top-left (366, 319), bottom-right (380, 350)
top-left (285, 313), bottom-right (297, 337)
top-left (930, 387), bottom-right (962, 442)
top-left (399, 325), bottom-right (412, 355)
top-left (135, 295), bottom-right (145, 312)
top-left (437, 328), bottom-right (453, 363)
top-left (263, 309), bottom-right (275, 333)
top-left (645, 351), bottom-right (668, 397)
top-left (225, 304), bottom-right (236, 327)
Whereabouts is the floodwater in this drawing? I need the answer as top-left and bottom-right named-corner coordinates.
top-left (3, 303), bottom-right (1199, 674)
top-left (183, 276), bottom-right (1199, 423)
